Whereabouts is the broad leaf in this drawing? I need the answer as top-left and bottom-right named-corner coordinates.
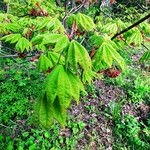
top-left (126, 28), bottom-right (143, 46)
top-left (101, 22), bottom-right (118, 34)
top-left (38, 54), bottom-right (53, 72)
top-left (1, 34), bottom-right (22, 44)
top-left (15, 37), bottom-right (32, 52)
top-left (93, 37), bottom-right (126, 71)
top-left (45, 65), bottom-right (85, 105)
top-left (139, 51), bottom-right (150, 62)
top-left (76, 13), bottom-right (96, 31)
top-left (36, 65), bottom-right (85, 127)
top-left (66, 40), bottom-right (92, 72)
top-left (35, 92), bottom-right (54, 128)
top-left (47, 52), bottom-right (64, 65)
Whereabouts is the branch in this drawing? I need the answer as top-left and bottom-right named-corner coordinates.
top-left (55, 0), bottom-right (62, 6)
top-left (62, 0), bottom-right (88, 26)
top-left (0, 54), bottom-right (18, 58)
top-left (111, 13), bottom-right (150, 40)
top-left (142, 43), bottom-right (149, 51)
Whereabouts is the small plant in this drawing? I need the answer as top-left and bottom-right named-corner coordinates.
top-left (106, 100), bottom-right (123, 121)
top-left (114, 114), bottom-right (149, 149)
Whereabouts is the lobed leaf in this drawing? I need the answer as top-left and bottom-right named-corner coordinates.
top-left (15, 37), bottom-right (32, 52)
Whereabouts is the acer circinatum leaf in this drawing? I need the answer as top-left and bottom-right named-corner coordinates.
top-left (36, 65), bottom-right (85, 127)
top-left (93, 37), bottom-right (126, 71)
top-left (76, 13), bottom-right (96, 31)
top-left (66, 40), bottom-right (92, 73)
top-left (1, 34), bottom-right (22, 44)
top-left (15, 37), bottom-right (32, 52)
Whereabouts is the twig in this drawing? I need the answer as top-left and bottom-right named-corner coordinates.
top-left (6, 0), bottom-right (10, 14)
top-left (142, 43), bottom-right (149, 51)
top-left (62, 0), bottom-right (87, 26)
top-left (111, 13), bottom-right (150, 40)
top-left (0, 54), bottom-right (18, 58)
top-left (80, 37), bottom-right (85, 44)
top-left (1, 46), bottom-right (16, 52)
top-left (0, 123), bottom-right (12, 128)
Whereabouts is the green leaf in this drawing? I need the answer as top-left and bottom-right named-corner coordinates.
top-left (6, 22), bottom-right (22, 32)
top-left (67, 14), bottom-right (76, 27)
top-left (126, 28), bottom-right (143, 46)
top-left (47, 52), bottom-right (64, 65)
top-left (37, 54), bottom-right (53, 72)
top-left (66, 40), bottom-right (92, 73)
top-left (102, 43), bottom-right (113, 67)
top-left (46, 18), bottom-right (65, 33)
top-left (139, 22), bottom-right (150, 34)
top-left (42, 34), bottom-right (68, 45)
top-left (36, 65), bottom-right (85, 127)
top-left (1, 34), bottom-right (22, 44)
top-left (76, 13), bottom-right (95, 31)
top-left (15, 37), bottom-right (32, 52)
top-left (53, 97), bottom-right (67, 126)
top-left (101, 22), bottom-right (118, 34)
top-left (31, 35), bottom-right (44, 45)
top-left (93, 37), bottom-right (126, 71)
top-left (45, 65), bottom-right (85, 105)
top-left (139, 51), bottom-right (150, 62)
top-left (35, 92), bottom-right (54, 128)
top-left (54, 36), bottom-right (69, 52)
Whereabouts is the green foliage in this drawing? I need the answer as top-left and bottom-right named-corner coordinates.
top-left (0, 118), bottom-right (85, 150)
top-left (66, 40), bottom-right (94, 83)
top-left (0, 58), bottom-right (43, 123)
top-left (68, 13), bottom-right (96, 31)
top-left (126, 27), bottom-right (143, 46)
top-left (104, 67), bottom-right (150, 103)
top-left (106, 101), bottom-right (123, 121)
top-left (92, 35), bottom-right (126, 71)
top-left (76, 13), bottom-right (96, 31)
top-left (114, 115), bottom-right (149, 149)
top-left (0, 34), bottom-right (22, 44)
top-left (35, 65), bottom-right (85, 128)
top-left (38, 54), bottom-right (53, 72)
top-left (15, 37), bottom-right (32, 52)
top-left (140, 50), bottom-right (150, 63)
